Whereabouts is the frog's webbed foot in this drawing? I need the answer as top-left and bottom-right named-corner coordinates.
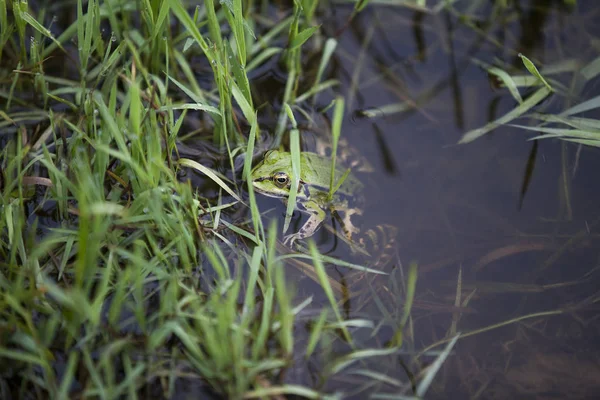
top-left (283, 202), bottom-right (325, 249)
top-left (283, 232), bottom-right (300, 248)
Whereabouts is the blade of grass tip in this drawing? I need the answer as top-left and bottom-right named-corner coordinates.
top-left (328, 348), bottom-right (399, 376)
top-left (227, 43), bottom-right (252, 107)
top-left (312, 38), bottom-right (337, 105)
top-left (284, 128), bottom-right (301, 235)
top-left (295, 79), bottom-right (339, 104)
top-left (559, 138), bottom-right (600, 147)
top-left (278, 252), bottom-right (386, 274)
top-left (560, 94), bottom-right (600, 117)
top-left (458, 86), bottom-right (552, 144)
top-left (203, 0), bottom-right (223, 49)
top-left (535, 114), bottom-right (600, 131)
top-left (316, 39), bottom-right (337, 84)
top-left (246, 47), bottom-right (283, 72)
top-left (348, 369), bottom-right (404, 389)
top-left (21, 12), bottom-right (66, 53)
top-left (284, 104), bottom-right (298, 129)
top-left (580, 55), bottom-right (600, 81)
top-left (170, 0), bottom-right (210, 54)
top-left (212, 189), bottom-right (223, 230)
top-left (289, 24), bottom-right (321, 51)
top-left (286, 2), bottom-right (300, 57)
top-left (328, 96), bottom-right (344, 200)
top-left (158, 102), bottom-right (220, 115)
top-left (354, 0), bottom-right (371, 13)
top-left (178, 158), bottom-right (243, 203)
top-left (510, 124), bottom-right (600, 140)
top-left (244, 385), bottom-right (323, 399)
top-left (415, 334), bottom-right (460, 397)
top-left (308, 241), bottom-right (353, 344)
top-left (518, 53), bottom-right (553, 91)
top-left (172, 52), bottom-right (208, 102)
top-left (231, 80), bottom-right (254, 125)
top-left (487, 66), bottom-right (523, 103)
top-left (329, 167), bottom-right (351, 198)
top-left (507, 75), bottom-right (546, 88)
top-left (202, 242), bottom-right (230, 282)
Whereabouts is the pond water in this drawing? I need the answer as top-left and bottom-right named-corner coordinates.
top-left (248, 0), bottom-right (600, 397)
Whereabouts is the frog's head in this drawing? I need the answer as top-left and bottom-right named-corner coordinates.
top-left (251, 150), bottom-right (294, 198)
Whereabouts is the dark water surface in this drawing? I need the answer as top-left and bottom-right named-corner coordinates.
top-left (319, 0), bottom-right (600, 398)
top-left (253, 1), bottom-right (600, 398)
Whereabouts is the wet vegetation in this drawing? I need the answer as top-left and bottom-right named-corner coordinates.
top-left (1, 0), bottom-right (600, 399)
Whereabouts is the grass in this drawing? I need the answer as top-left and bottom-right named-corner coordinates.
top-left (458, 53), bottom-right (600, 146)
top-left (0, 0), bottom-right (436, 398)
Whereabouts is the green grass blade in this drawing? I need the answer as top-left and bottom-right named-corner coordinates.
top-left (284, 128), bottom-right (301, 234)
top-left (178, 158), bottom-right (242, 203)
top-left (518, 53), bottom-right (553, 91)
top-left (289, 25), bottom-right (321, 51)
top-left (458, 86), bottom-right (552, 144)
top-left (416, 334), bottom-right (460, 397)
top-left (328, 96), bottom-right (344, 199)
top-left (309, 241), bottom-right (353, 344)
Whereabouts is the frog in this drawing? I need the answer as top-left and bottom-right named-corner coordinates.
top-left (250, 149), bottom-right (365, 247)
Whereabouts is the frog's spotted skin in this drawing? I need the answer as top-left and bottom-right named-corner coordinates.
top-left (251, 149), bottom-right (364, 247)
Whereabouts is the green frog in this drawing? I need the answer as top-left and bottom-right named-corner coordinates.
top-left (250, 149), bottom-right (365, 247)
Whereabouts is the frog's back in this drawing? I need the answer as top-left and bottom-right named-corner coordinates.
top-left (302, 152), bottom-right (363, 195)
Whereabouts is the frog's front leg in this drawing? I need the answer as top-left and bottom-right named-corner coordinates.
top-left (283, 200), bottom-right (326, 247)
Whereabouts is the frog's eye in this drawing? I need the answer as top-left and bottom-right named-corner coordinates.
top-left (273, 172), bottom-right (289, 188)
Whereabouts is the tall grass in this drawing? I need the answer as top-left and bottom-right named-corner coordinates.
top-left (0, 0), bottom-right (441, 398)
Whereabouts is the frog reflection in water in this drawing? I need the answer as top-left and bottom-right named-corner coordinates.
top-left (251, 149), bottom-right (364, 247)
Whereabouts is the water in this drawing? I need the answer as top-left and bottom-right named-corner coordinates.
top-left (279, 1), bottom-right (600, 397)
top-left (247, 0), bottom-right (600, 397)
